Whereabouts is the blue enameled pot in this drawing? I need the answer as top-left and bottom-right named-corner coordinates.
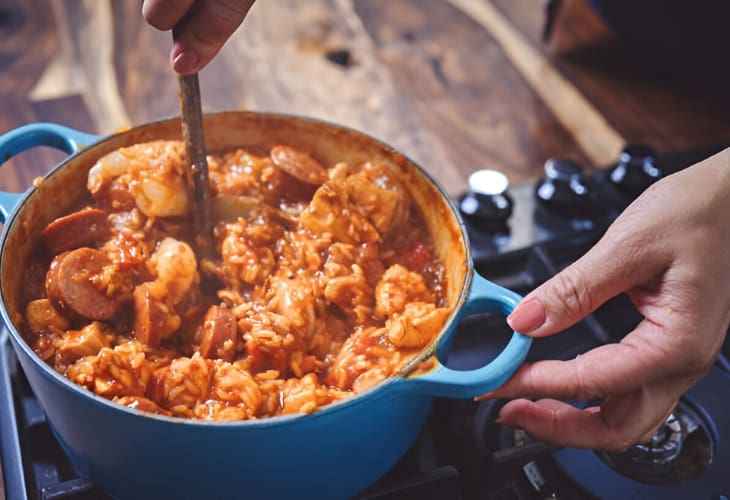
top-left (0, 112), bottom-right (531, 500)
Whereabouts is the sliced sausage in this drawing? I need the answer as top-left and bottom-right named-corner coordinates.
top-left (271, 145), bottom-right (328, 185)
top-left (198, 305), bottom-right (238, 361)
top-left (45, 248), bottom-right (122, 321)
top-left (270, 145), bottom-right (328, 200)
top-left (40, 207), bottom-right (111, 255)
top-left (132, 283), bottom-right (181, 347)
top-left (95, 184), bottom-right (137, 212)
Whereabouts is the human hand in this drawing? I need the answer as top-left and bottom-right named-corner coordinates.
top-left (142, 0), bottom-right (256, 74)
top-left (482, 147), bottom-right (730, 451)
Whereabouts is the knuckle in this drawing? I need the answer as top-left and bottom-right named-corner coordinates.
top-left (525, 363), bottom-right (539, 395)
top-left (548, 267), bottom-right (594, 318)
top-left (210, 0), bottom-right (250, 30)
top-left (570, 357), bottom-right (598, 400)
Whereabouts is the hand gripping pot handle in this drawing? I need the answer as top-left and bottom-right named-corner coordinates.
top-left (403, 273), bottom-right (531, 398)
top-left (0, 123), bottom-right (101, 222)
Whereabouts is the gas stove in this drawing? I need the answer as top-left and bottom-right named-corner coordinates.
top-left (1, 144), bottom-right (729, 499)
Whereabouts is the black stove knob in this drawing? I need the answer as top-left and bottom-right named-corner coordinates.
top-left (609, 144), bottom-right (663, 196)
top-left (459, 169), bottom-right (513, 230)
top-left (535, 158), bottom-right (589, 216)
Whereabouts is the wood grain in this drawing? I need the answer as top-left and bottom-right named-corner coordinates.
top-left (3, 0), bottom-right (730, 198)
top-left (354, 0), bottom-right (589, 185)
top-left (447, 0), bottom-right (626, 166)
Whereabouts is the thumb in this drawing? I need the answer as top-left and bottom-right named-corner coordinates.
top-left (171, 0), bottom-right (255, 74)
top-left (507, 228), bottom-right (666, 337)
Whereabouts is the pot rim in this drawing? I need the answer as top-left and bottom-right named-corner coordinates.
top-left (0, 111), bottom-right (475, 427)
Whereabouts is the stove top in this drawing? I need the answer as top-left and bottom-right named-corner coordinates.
top-left (2, 143), bottom-right (729, 499)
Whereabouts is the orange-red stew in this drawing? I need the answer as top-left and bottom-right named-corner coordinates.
top-left (21, 141), bottom-right (449, 420)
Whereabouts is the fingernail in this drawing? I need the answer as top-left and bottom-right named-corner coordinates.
top-left (474, 391), bottom-right (496, 402)
top-left (507, 298), bottom-right (546, 334)
top-left (172, 50), bottom-right (200, 75)
top-left (495, 415), bottom-right (514, 427)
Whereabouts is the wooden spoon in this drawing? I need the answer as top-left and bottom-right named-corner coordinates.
top-left (178, 72), bottom-right (213, 257)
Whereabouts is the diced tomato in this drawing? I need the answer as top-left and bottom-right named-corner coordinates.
top-left (402, 241), bottom-right (431, 272)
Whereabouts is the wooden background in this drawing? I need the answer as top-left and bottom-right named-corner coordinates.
top-left (1, 0), bottom-right (730, 200)
top-left (2, 1), bottom-right (730, 497)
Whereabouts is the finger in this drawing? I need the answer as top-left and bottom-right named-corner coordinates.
top-left (142, 0), bottom-right (196, 31)
top-left (497, 382), bottom-right (681, 451)
top-left (637, 399), bottom-right (679, 443)
top-left (171, 0), bottom-right (256, 74)
top-left (507, 222), bottom-right (669, 337)
top-left (489, 320), bottom-right (670, 401)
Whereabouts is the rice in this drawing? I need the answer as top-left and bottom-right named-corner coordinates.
top-left (23, 142), bottom-right (451, 421)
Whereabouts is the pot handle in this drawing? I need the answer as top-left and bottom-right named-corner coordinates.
top-left (403, 273), bottom-right (531, 398)
top-left (0, 123), bottom-right (101, 222)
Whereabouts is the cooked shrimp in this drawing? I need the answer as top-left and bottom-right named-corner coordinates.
top-left (87, 150), bottom-right (129, 194)
top-left (147, 237), bottom-right (197, 306)
top-left (87, 141), bottom-right (190, 218)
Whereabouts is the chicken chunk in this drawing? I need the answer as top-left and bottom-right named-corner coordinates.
top-left (323, 265), bottom-right (372, 323)
top-left (300, 182), bottom-right (379, 245)
top-left (386, 302), bottom-right (450, 348)
top-left (67, 341), bottom-right (152, 398)
top-left (147, 353), bottom-right (213, 416)
top-left (271, 274), bottom-right (317, 333)
top-left (55, 322), bottom-right (112, 366)
top-left (374, 264), bottom-right (434, 318)
top-left (114, 396), bottom-right (171, 416)
top-left (345, 163), bottom-right (409, 237)
top-left (206, 360), bottom-right (262, 417)
top-left (25, 298), bottom-right (70, 335)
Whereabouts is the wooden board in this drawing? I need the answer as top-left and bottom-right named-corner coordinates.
top-left (3, 0), bottom-right (729, 203)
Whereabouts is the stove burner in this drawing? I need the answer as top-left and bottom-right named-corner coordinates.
top-left (551, 367), bottom-right (729, 499)
top-left (625, 412), bottom-right (684, 468)
top-left (597, 401), bottom-right (713, 485)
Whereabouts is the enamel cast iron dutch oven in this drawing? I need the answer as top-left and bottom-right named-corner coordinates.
top-left (0, 112), bottom-right (531, 500)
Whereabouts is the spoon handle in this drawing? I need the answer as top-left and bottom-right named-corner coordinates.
top-left (178, 72), bottom-right (213, 256)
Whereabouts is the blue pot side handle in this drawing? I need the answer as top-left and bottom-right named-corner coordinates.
top-left (403, 273), bottom-right (532, 399)
top-left (0, 123), bottom-right (101, 222)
